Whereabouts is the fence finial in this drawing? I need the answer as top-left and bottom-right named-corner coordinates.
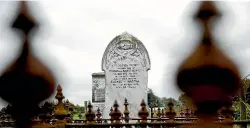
top-left (156, 100), bottom-right (161, 118)
top-left (85, 101), bottom-right (95, 124)
top-left (138, 99), bottom-right (149, 124)
top-left (109, 107), bottom-right (114, 123)
top-left (12, 1), bottom-right (37, 34)
top-left (54, 85), bottom-right (70, 118)
top-left (0, 1), bottom-right (56, 128)
top-left (180, 109), bottom-right (184, 117)
top-left (185, 108), bottom-right (190, 118)
top-left (124, 98), bottom-right (130, 123)
top-left (161, 108), bottom-right (165, 117)
top-left (54, 85), bottom-right (69, 128)
top-left (194, 1), bottom-right (221, 21)
top-left (96, 107), bottom-right (102, 123)
top-left (176, 0), bottom-right (240, 117)
top-left (165, 102), bottom-right (176, 120)
top-left (111, 100), bottom-right (122, 124)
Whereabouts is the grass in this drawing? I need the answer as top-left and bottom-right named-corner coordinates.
top-left (72, 113), bottom-right (85, 120)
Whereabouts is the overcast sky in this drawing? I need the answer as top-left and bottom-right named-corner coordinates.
top-left (0, 1), bottom-right (249, 106)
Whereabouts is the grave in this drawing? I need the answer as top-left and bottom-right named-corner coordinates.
top-left (92, 72), bottom-right (106, 103)
top-left (102, 32), bottom-right (151, 118)
top-left (92, 72), bottom-right (106, 115)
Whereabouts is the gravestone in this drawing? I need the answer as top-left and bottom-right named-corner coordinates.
top-left (92, 72), bottom-right (106, 103)
top-left (102, 32), bottom-right (151, 118)
top-left (92, 72), bottom-right (106, 118)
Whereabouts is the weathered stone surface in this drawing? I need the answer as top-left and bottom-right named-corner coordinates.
top-left (92, 72), bottom-right (106, 103)
top-left (102, 32), bottom-right (150, 118)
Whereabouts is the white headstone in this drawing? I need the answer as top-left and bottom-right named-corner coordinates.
top-left (92, 72), bottom-right (106, 103)
top-left (102, 32), bottom-right (151, 118)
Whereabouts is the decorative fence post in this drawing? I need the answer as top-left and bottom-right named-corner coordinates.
top-left (138, 99), bottom-right (149, 124)
top-left (65, 99), bottom-right (74, 115)
top-left (176, 1), bottom-right (241, 128)
top-left (161, 109), bottom-right (165, 118)
top-left (109, 107), bottom-right (114, 124)
top-left (180, 109), bottom-right (184, 118)
top-left (0, 1), bottom-right (56, 128)
top-left (54, 85), bottom-right (70, 128)
top-left (165, 102), bottom-right (176, 123)
top-left (110, 100), bottom-right (122, 124)
top-left (157, 100), bottom-right (161, 118)
top-left (96, 107), bottom-right (102, 124)
top-left (124, 98), bottom-right (130, 123)
top-left (185, 108), bottom-right (190, 119)
top-left (85, 101), bottom-right (95, 125)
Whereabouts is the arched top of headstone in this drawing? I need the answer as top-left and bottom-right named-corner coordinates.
top-left (102, 32), bottom-right (151, 71)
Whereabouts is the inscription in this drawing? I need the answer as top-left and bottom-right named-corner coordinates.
top-left (92, 76), bottom-right (105, 103)
top-left (95, 89), bottom-right (105, 101)
top-left (109, 64), bottom-right (140, 89)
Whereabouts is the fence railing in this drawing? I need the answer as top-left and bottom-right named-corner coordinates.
top-left (0, 119), bottom-right (247, 128)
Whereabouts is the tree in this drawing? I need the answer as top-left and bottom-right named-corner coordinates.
top-left (147, 88), bottom-right (181, 108)
top-left (71, 104), bottom-right (85, 115)
top-left (160, 97), bottom-right (181, 111)
top-left (161, 97), bottom-right (177, 105)
top-left (231, 78), bottom-right (250, 120)
top-left (244, 79), bottom-right (250, 104)
top-left (178, 93), bottom-right (195, 110)
top-left (147, 88), bottom-right (160, 107)
top-left (40, 101), bottom-right (55, 115)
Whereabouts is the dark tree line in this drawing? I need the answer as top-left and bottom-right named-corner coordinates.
top-left (147, 88), bottom-right (179, 108)
top-left (0, 101), bottom-right (55, 118)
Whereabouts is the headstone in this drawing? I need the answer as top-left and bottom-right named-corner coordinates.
top-left (102, 32), bottom-right (151, 118)
top-left (92, 72), bottom-right (106, 103)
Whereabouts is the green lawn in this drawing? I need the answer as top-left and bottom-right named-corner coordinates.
top-left (72, 113), bottom-right (85, 120)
